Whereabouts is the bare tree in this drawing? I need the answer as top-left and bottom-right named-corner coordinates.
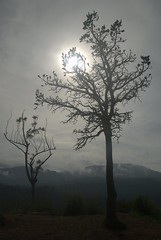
top-left (35, 11), bottom-right (151, 229)
top-left (4, 112), bottom-right (56, 207)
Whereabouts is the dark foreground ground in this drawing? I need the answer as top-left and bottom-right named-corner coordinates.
top-left (0, 213), bottom-right (161, 240)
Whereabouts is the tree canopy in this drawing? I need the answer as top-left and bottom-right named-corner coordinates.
top-left (35, 11), bottom-right (151, 149)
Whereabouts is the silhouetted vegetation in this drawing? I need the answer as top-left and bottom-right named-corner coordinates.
top-left (0, 179), bottom-right (161, 222)
top-left (0, 213), bottom-right (6, 227)
top-left (36, 11), bottom-right (151, 229)
top-left (4, 113), bottom-right (56, 207)
top-left (117, 196), bottom-right (161, 222)
top-left (133, 195), bottom-right (161, 220)
top-left (63, 193), bottom-right (103, 216)
top-left (64, 194), bottom-right (85, 216)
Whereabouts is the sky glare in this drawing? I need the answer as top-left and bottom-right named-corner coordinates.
top-left (0, 0), bottom-right (161, 172)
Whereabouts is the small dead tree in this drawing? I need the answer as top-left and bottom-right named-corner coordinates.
top-left (35, 11), bottom-right (151, 228)
top-left (4, 112), bottom-right (56, 207)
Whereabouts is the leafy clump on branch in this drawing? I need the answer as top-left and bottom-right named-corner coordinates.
top-left (35, 11), bottom-right (151, 229)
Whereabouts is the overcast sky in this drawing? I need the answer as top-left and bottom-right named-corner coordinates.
top-left (0, 0), bottom-right (161, 172)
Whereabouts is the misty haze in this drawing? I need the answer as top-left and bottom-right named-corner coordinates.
top-left (0, 0), bottom-right (161, 239)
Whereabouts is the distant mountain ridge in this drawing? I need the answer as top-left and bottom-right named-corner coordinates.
top-left (114, 163), bottom-right (161, 178)
top-left (0, 163), bottom-right (161, 186)
top-left (86, 163), bottom-right (161, 178)
top-left (0, 163), bottom-right (161, 206)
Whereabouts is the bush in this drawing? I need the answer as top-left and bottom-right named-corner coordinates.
top-left (86, 199), bottom-right (104, 215)
top-left (63, 193), bottom-right (103, 216)
top-left (64, 194), bottom-right (84, 216)
top-left (133, 195), bottom-right (161, 220)
top-left (32, 200), bottom-right (56, 215)
top-left (133, 195), bottom-right (152, 215)
top-left (117, 200), bottom-right (132, 213)
top-left (0, 214), bottom-right (6, 227)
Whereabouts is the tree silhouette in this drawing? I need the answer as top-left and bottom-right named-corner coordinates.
top-left (4, 112), bottom-right (56, 207)
top-left (35, 11), bottom-right (151, 229)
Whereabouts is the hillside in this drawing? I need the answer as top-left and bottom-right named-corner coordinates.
top-left (0, 163), bottom-right (161, 209)
top-left (0, 163), bottom-right (161, 186)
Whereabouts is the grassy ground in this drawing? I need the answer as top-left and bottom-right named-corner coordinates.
top-left (0, 213), bottom-right (161, 240)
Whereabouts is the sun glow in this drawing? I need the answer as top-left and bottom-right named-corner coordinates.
top-left (59, 47), bottom-right (88, 74)
top-left (65, 53), bottom-right (86, 73)
top-left (66, 56), bottom-right (81, 71)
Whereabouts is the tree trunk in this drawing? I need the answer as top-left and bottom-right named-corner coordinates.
top-left (104, 127), bottom-right (119, 229)
top-left (31, 182), bottom-right (36, 210)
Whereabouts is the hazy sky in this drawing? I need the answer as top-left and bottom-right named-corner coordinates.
top-left (0, 0), bottom-right (161, 172)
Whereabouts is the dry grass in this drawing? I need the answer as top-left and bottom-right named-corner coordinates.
top-left (0, 213), bottom-right (161, 240)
